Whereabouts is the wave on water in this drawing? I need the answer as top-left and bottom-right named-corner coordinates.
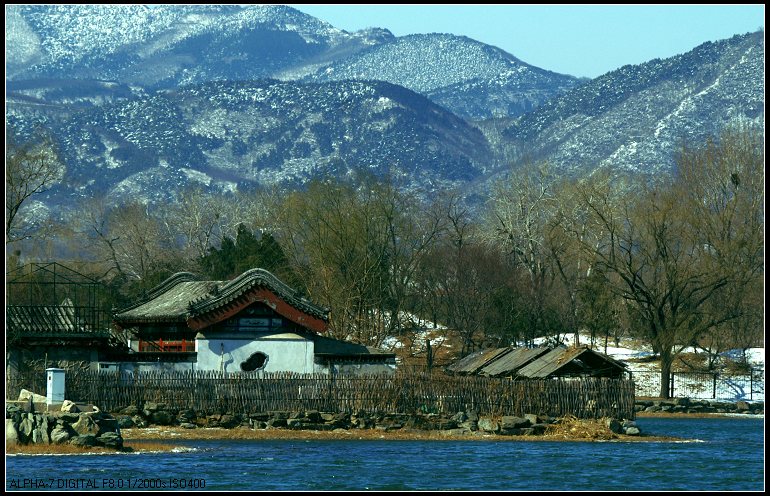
top-left (6, 447), bottom-right (200, 457)
top-left (718, 413), bottom-right (764, 418)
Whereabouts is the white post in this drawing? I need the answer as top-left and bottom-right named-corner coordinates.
top-left (46, 368), bottom-right (65, 405)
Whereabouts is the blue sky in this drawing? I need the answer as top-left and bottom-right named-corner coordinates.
top-left (287, 4), bottom-right (765, 78)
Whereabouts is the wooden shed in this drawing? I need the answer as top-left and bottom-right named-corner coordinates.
top-left (479, 347), bottom-right (552, 377)
top-left (446, 344), bottom-right (628, 379)
top-left (444, 347), bottom-right (510, 375)
top-left (515, 345), bottom-right (628, 379)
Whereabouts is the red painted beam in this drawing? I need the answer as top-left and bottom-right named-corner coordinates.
top-left (186, 287), bottom-right (328, 333)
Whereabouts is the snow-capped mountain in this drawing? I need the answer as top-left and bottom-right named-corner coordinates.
top-left (7, 79), bottom-right (492, 209)
top-left (5, 5), bottom-right (764, 221)
top-left (6, 5), bottom-right (578, 120)
top-left (301, 33), bottom-right (583, 119)
top-left (496, 31), bottom-right (764, 178)
top-left (6, 4), bottom-right (391, 87)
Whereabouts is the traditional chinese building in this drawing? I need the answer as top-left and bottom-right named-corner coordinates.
top-left (112, 268), bottom-right (395, 374)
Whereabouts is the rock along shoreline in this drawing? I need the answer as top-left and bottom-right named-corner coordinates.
top-left (7, 393), bottom-right (762, 453)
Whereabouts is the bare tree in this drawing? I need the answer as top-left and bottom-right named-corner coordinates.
top-left (6, 130), bottom-right (64, 244)
top-left (576, 129), bottom-right (763, 397)
top-left (483, 162), bottom-right (560, 344)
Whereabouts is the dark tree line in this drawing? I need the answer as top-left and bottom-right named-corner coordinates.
top-left (7, 127), bottom-right (764, 397)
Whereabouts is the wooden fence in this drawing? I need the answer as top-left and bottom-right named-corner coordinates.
top-left (7, 368), bottom-right (636, 419)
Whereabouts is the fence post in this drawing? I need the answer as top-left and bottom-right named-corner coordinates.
top-left (668, 372), bottom-right (676, 398)
top-left (750, 369), bottom-right (753, 401)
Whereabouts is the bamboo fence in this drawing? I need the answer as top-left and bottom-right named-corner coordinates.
top-left (7, 368), bottom-right (636, 419)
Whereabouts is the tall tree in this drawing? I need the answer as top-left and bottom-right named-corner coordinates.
top-left (483, 162), bottom-right (561, 344)
top-left (5, 129), bottom-right (64, 245)
top-left (673, 127), bottom-right (765, 368)
top-left (576, 128), bottom-right (764, 397)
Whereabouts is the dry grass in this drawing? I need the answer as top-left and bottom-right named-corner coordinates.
top-left (120, 423), bottom-right (683, 443)
top-left (541, 415), bottom-right (619, 441)
top-left (6, 418), bottom-right (691, 454)
top-left (6, 440), bottom-right (182, 455)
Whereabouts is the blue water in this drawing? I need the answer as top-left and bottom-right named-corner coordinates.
top-left (6, 417), bottom-right (764, 491)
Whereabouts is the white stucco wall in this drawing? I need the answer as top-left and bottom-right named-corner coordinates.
top-left (195, 331), bottom-right (315, 373)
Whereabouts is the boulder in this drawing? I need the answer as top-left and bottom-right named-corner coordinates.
top-left (530, 424), bottom-right (548, 435)
top-left (121, 405), bottom-right (140, 416)
top-left (605, 418), bottom-right (623, 434)
top-left (95, 417), bottom-right (119, 433)
top-left (18, 389), bottom-right (47, 404)
top-left (97, 432), bottom-right (123, 449)
top-left (150, 410), bottom-right (174, 426)
top-left (117, 416), bottom-right (135, 429)
top-left (267, 418), bottom-right (287, 428)
top-left (70, 434), bottom-right (98, 447)
top-left (286, 418), bottom-right (305, 429)
top-left (178, 409), bottom-right (197, 422)
top-left (442, 428), bottom-right (470, 437)
top-left (59, 413), bottom-right (81, 424)
top-left (143, 402), bottom-right (165, 413)
top-left (524, 413), bottom-right (540, 425)
top-left (735, 401), bottom-right (751, 411)
top-left (72, 414), bottom-right (102, 436)
top-left (131, 415), bottom-right (148, 428)
top-left (32, 426), bottom-right (49, 444)
top-left (6, 419), bottom-right (20, 445)
top-left (432, 419), bottom-right (458, 430)
top-left (451, 411), bottom-right (468, 423)
top-left (501, 416), bottom-right (530, 429)
top-left (18, 417), bottom-right (35, 443)
top-left (460, 420), bottom-right (478, 431)
top-left (50, 426), bottom-right (72, 444)
top-left (477, 417), bottom-right (499, 433)
top-left (61, 400), bottom-right (80, 413)
top-left (219, 414), bottom-right (240, 428)
top-left (180, 422), bottom-right (197, 429)
top-left (6, 404), bottom-right (22, 417)
top-left (622, 420), bottom-right (641, 435)
top-left (305, 410), bottom-right (322, 422)
top-left (39, 416), bottom-right (51, 443)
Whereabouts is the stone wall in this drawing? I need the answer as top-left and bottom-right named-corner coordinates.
top-left (6, 402), bottom-right (125, 450)
top-left (634, 398), bottom-right (764, 414)
top-left (111, 402), bottom-right (643, 437)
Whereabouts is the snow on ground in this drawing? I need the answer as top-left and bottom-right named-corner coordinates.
top-left (384, 322), bottom-right (764, 402)
top-left (531, 333), bottom-right (765, 402)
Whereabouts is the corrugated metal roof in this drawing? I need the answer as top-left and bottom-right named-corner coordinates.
top-left (516, 345), bottom-right (626, 378)
top-left (445, 347), bottom-right (511, 374)
top-left (479, 347), bottom-right (551, 377)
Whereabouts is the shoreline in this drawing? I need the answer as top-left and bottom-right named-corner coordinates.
top-left (120, 423), bottom-right (682, 443)
top-left (7, 412), bottom-right (760, 455)
top-left (635, 411), bottom-right (764, 419)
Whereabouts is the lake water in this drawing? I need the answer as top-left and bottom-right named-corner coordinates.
top-left (6, 417), bottom-right (764, 491)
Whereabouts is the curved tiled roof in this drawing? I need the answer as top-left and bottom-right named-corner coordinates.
top-left (114, 269), bottom-right (329, 325)
top-left (187, 268), bottom-right (329, 321)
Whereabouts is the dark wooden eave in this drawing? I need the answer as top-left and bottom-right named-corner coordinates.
top-left (113, 268), bottom-right (329, 333)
